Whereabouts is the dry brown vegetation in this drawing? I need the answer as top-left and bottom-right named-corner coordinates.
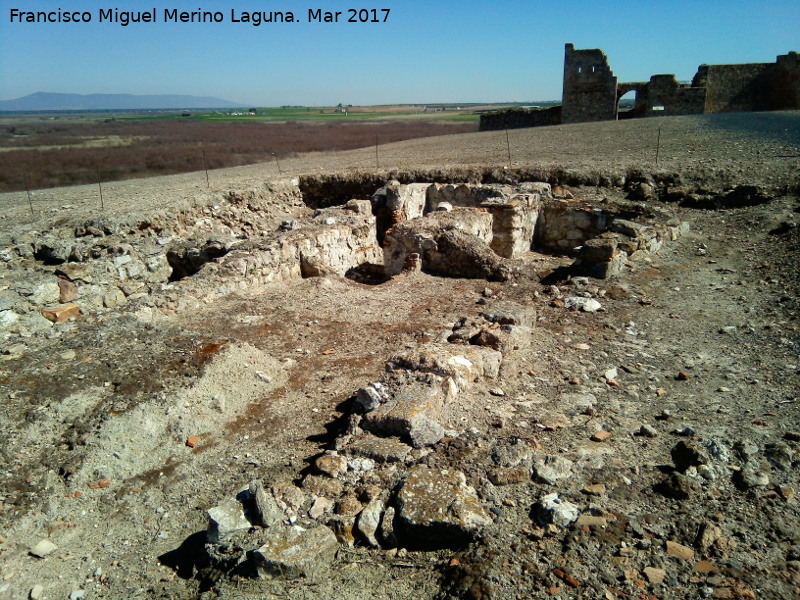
top-left (0, 118), bottom-right (476, 192)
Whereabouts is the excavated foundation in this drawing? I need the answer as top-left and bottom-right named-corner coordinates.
top-left (0, 172), bottom-right (700, 337)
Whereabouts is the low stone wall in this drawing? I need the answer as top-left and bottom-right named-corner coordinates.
top-left (481, 194), bottom-right (540, 258)
top-left (382, 209), bottom-right (494, 277)
top-left (572, 218), bottom-right (690, 278)
top-left (479, 106), bottom-right (562, 131)
top-left (209, 206), bottom-right (382, 288)
top-left (535, 203), bottom-right (612, 253)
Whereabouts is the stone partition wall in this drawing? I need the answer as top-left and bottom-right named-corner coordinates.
top-left (481, 195), bottom-right (540, 258)
top-left (535, 204), bottom-right (611, 253)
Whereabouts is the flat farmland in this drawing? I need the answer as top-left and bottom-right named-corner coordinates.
top-left (0, 109), bottom-right (480, 192)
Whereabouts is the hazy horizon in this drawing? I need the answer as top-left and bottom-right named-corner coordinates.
top-left (1, 1), bottom-right (798, 106)
top-left (0, 90), bottom-right (563, 108)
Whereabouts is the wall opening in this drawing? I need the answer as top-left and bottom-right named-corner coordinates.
top-left (617, 90), bottom-right (637, 120)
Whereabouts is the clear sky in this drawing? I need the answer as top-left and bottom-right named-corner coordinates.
top-left (1, 0), bottom-right (798, 105)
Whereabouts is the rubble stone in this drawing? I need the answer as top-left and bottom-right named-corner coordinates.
top-left (308, 496), bottom-right (333, 520)
top-left (383, 208), bottom-right (492, 277)
top-left (361, 379), bottom-right (448, 444)
top-left (426, 228), bottom-right (511, 282)
top-left (249, 480), bottom-right (284, 528)
top-left (643, 566), bottom-right (667, 584)
top-left (344, 434), bottom-right (412, 463)
top-left (387, 343), bottom-right (502, 392)
top-left (666, 540), bottom-right (695, 562)
top-left (565, 297), bottom-right (602, 313)
top-left (58, 278), bottom-right (78, 302)
top-left (532, 493), bottom-right (579, 527)
top-left (394, 465), bottom-right (491, 549)
top-left (207, 496), bottom-right (253, 544)
top-left (532, 454), bottom-right (574, 484)
top-left (354, 382), bottom-right (387, 411)
top-left (315, 453), bottom-right (347, 478)
top-left (252, 524), bottom-right (339, 579)
top-left (379, 505), bottom-right (398, 548)
top-left (355, 496), bottom-right (385, 547)
top-left (301, 475), bottom-right (344, 499)
top-left (29, 539), bottom-right (58, 558)
top-left (41, 303), bottom-right (80, 323)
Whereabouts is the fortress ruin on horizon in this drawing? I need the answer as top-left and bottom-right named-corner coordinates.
top-left (481, 43), bottom-right (800, 130)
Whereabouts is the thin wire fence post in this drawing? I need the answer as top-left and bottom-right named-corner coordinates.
top-left (655, 126), bottom-right (662, 166)
top-left (96, 168), bottom-right (105, 210)
top-left (24, 175), bottom-right (34, 217)
top-left (505, 129), bottom-right (512, 169)
top-left (202, 149), bottom-right (210, 187)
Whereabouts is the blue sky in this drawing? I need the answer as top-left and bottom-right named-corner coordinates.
top-left (1, 0), bottom-right (798, 105)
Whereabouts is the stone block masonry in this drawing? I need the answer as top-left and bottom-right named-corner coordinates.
top-left (562, 44), bottom-right (619, 124)
top-left (482, 45), bottom-right (800, 131)
top-left (564, 45), bottom-right (800, 123)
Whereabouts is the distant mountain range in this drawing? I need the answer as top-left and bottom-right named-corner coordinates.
top-left (0, 92), bottom-right (246, 111)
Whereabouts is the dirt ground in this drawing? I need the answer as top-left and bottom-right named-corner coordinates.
top-left (0, 112), bottom-right (798, 600)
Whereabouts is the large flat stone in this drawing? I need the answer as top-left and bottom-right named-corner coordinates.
top-left (386, 343), bottom-right (502, 392)
top-left (394, 465), bottom-right (491, 549)
top-left (344, 433), bottom-right (412, 463)
top-left (252, 524), bottom-right (339, 579)
top-left (207, 496), bottom-right (253, 544)
top-left (361, 379), bottom-right (447, 442)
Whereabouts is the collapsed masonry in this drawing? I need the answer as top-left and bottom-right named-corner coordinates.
top-left (0, 178), bottom-right (690, 338)
top-left (205, 337), bottom-right (508, 578)
top-left (0, 176), bottom-right (694, 582)
top-left (195, 182), bottom-right (690, 579)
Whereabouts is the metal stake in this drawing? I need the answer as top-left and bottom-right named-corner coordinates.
top-left (506, 129), bottom-right (512, 168)
top-left (655, 127), bottom-right (662, 166)
top-left (24, 175), bottom-right (34, 216)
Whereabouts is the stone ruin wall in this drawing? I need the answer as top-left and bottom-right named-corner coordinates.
top-left (561, 43), bottom-right (619, 124)
top-left (644, 74), bottom-right (707, 116)
top-left (481, 46), bottom-right (799, 131)
top-left (700, 53), bottom-right (800, 113)
top-left (478, 106), bottom-right (561, 131)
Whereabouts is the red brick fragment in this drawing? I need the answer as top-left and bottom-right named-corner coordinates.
top-left (591, 430), bottom-right (612, 442)
top-left (42, 303), bottom-right (80, 323)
